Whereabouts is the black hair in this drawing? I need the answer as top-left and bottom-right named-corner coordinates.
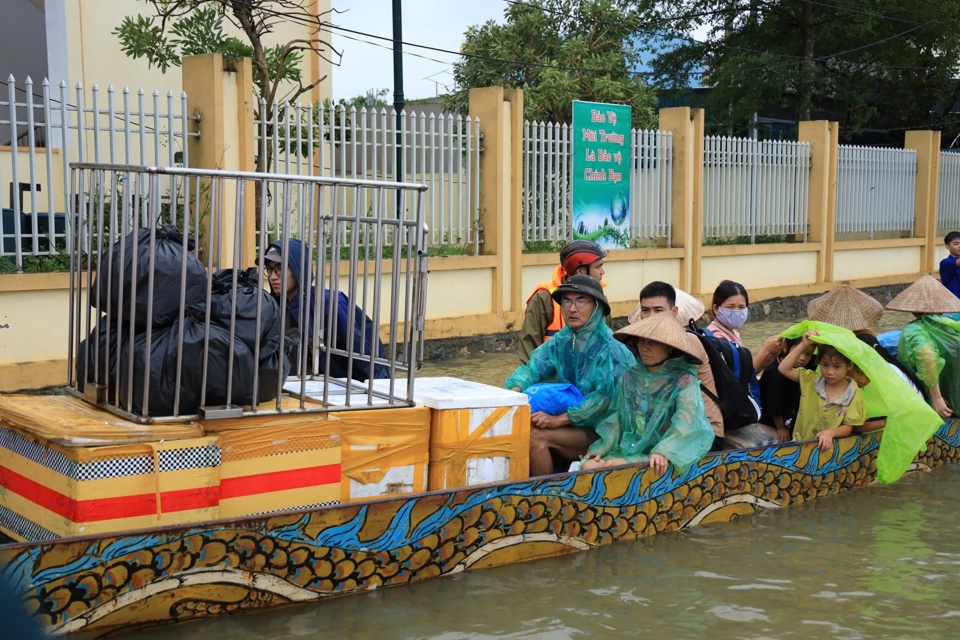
top-left (855, 334), bottom-right (927, 393)
top-left (639, 281), bottom-right (676, 307)
top-left (817, 344), bottom-right (851, 368)
top-left (780, 336), bottom-right (804, 359)
top-left (712, 280), bottom-right (749, 309)
top-left (945, 231), bottom-right (960, 244)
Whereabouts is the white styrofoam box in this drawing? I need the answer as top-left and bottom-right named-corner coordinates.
top-left (463, 404), bottom-right (518, 485)
top-left (371, 376), bottom-right (529, 410)
top-left (345, 441), bottom-right (425, 499)
top-left (282, 377), bottom-right (421, 408)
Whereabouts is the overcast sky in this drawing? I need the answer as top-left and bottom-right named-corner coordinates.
top-left (329, 1), bottom-right (505, 101)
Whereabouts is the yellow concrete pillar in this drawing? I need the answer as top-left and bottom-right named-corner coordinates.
top-left (905, 130), bottom-right (942, 274)
top-left (798, 120), bottom-right (837, 283)
top-left (468, 87), bottom-right (524, 316)
top-left (182, 54), bottom-right (256, 269)
top-left (659, 107), bottom-right (704, 294)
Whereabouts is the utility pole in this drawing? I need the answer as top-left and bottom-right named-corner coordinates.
top-left (392, 0), bottom-right (404, 182)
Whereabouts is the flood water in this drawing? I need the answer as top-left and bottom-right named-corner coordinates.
top-left (133, 312), bottom-right (960, 640)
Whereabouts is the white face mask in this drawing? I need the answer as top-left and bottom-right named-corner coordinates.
top-left (716, 306), bottom-right (749, 329)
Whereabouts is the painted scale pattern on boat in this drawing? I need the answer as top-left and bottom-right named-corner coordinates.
top-left (1, 422), bottom-right (959, 638)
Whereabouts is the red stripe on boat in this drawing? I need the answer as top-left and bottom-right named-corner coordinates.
top-left (220, 464), bottom-right (341, 499)
top-left (0, 465), bottom-right (219, 522)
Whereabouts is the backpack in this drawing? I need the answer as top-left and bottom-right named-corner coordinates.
top-left (686, 326), bottom-right (760, 430)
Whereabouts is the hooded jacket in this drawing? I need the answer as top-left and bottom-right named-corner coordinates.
top-left (505, 305), bottom-right (635, 427)
top-left (267, 238), bottom-right (388, 381)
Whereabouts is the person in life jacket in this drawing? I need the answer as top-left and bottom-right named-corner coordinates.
top-left (518, 239), bottom-right (607, 364)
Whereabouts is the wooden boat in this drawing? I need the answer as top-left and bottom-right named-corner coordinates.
top-left (2, 419), bottom-right (957, 638)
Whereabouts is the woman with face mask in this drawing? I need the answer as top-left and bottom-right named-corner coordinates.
top-left (706, 280), bottom-right (781, 374)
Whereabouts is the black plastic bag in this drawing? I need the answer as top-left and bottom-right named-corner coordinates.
top-left (119, 312), bottom-right (260, 416)
top-left (209, 268), bottom-right (282, 360)
top-left (256, 344), bottom-right (291, 404)
top-left (75, 321), bottom-right (128, 395)
top-left (94, 224), bottom-right (207, 329)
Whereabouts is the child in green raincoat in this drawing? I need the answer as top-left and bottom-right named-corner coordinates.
top-left (582, 311), bottom-right (714, 475)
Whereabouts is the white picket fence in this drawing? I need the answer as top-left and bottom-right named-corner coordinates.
top-left (835, 145), bottom-right (916, 236)
top-left (254, 101), bottom-right (481, 251)
top-left (1, 76), bottom-right (196, 269)
top-left (702, 136), bottom-right (811, 241)
top-left (938, 151), bottom-right (960, 231)
top-left (522, 121), bottom-right (673, 245)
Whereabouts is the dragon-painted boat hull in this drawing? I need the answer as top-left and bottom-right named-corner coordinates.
top-left (2, 421), bottom-right (958, 638)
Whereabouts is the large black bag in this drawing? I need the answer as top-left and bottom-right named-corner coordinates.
top-left (75, 321), bottom-right (127, 395)
top-left (209, 268), bottom-right (282, 360)
top-left (94, 224), bottom-right (207, 329)
top-left (686, 327), bottom-right (760, 431)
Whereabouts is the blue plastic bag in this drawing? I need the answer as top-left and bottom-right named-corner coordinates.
top-left (878, 330), bottom-right (901, 357)
top-left (524, 383), bottom-right (584, 415)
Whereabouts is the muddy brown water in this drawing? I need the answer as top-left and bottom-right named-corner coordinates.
top-left (132, 312), bottom-right (960, 640)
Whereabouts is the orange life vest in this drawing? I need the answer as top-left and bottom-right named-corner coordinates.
top-left (526, 265), bottom-right (566, 341)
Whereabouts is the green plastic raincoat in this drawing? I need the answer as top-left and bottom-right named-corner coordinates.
top-left (781, 320), bottom-right (942, 484)
top-left (587, 357), bottom-right (714, 472)
top-left (505, 305), bottom-right (635, 426)
top-left (898, 314), bottom-right (960, 409)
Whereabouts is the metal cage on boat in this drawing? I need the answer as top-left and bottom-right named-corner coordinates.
top-left (66, 163), bottom-right (429, 423)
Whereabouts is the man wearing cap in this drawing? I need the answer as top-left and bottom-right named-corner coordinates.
top-left (262, 238), bottom-right (388, 382)
top-left (506, 275), bottom-right (636, 476)
top-left (630, 281), bottom-right (723, 447)
top-left (518, 240), bottom-right (608, 365)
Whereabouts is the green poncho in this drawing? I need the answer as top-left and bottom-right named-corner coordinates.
top-left (505, 305), bottom-right (635, 426)
top-left (898, 314), bottom-right (960, 408)
top-left (781, 320), bottom-right (941, 484)
top-left (588, 357), bottom-right (714, 472)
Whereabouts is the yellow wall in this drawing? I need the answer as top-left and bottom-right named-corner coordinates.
top-left (834, 246), bottom-right (922, 281)
top-left (63, 0), bottom-right (333, 104)
top-left (701, 252), bottom-right (819, 292)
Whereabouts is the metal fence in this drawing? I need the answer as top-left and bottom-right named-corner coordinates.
top-left (522, 121), bottom-right (673, 245)
top-left (1, 76), bottom-right (196, 269)
top-left (254, 101), bottom-right (480, 251)
top-left (938, 151), bottom-right (960, 231)
top-left (702, 136), bottom-right (811, 241)
top-left (835, 145), bottom-right (916, 236)
top-left (69, 164), bottom-right (428, 423)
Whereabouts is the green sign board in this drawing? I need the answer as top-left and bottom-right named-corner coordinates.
top-left (571, 100), bottom-right (632, 249)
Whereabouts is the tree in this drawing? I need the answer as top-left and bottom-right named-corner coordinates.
top-left (638, 0), bottom-right (960, 140)
top-left (114, 0), bottom-right (341, 171)
top-left (442, 0), bottom-right (658, 130)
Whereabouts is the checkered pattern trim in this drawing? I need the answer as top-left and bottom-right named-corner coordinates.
top-left (252, 500), bottom-right (340, 516)
top-left (0, 504), bottom-right (58, 542)
top-left (0, 428), bottom-right (221, 481)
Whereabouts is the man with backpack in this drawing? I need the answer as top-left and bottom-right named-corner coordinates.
top-left (634, 282), bottom-right (723, 448)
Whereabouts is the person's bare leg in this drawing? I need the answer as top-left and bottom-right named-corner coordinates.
top-left (529, 426), bottom-right (598, 476)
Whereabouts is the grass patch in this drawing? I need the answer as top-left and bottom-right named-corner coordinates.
top-left (702, 234), bottom-right (787, 246)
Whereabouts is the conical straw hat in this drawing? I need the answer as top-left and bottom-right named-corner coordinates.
top-left (807, 284), bottom-right (883, 331)
top-left (626, 287), bottom-right (705, 326)
top-left (885, 275), bottom-right (960, 314)
top-left (615, 311), bottom-right (703, 365)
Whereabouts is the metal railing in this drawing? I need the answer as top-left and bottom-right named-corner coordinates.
top-left (1, 76), bottom-right (196, 269)
top-left (68, 164), bottom-right (428, 423)
top-left (702, 136), bottom-right (811, 241)
top-left (522, 121), bottom-right (673, 245)
top-left (835, 144), bottom-right (916, 237)
top-left (938, 151), bottom-right (960, 231)
top-left (255, 102), bottom-right (480, 252)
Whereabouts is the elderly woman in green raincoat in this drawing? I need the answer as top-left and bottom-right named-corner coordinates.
top-left (582, 311), bottom-right (714, 475)
top-left (506, 275), bottom-right (635, 476)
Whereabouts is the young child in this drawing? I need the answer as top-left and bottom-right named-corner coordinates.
top-left (778, 331), bottom-right (866, 451)
top-left (759, 337), bottom-right (812, 443)
top-left (939, 231), bottom-right (960, 300)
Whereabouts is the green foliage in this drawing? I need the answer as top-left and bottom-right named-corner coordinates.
top-left (523, 239), bottom-right (568, 254)
top-left (442, 0), bottom-right (658, 130)
top-left (641, 0), bottom-right (960, 137)
top-left (703, 234), bottom-right (787, 246)
top-left (0, 250), bottom-right (72, 274)
top-left (113, 6), bottom-right (303, 89)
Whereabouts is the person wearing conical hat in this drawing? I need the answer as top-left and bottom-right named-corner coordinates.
top-left (807, 284), bottom-right (884, 335)
top-left (581, 312), bottom-right (714, 475)
top-left (506, 275), bottom-right (636, 476)
top-left (887, 275), bottom-right (960, 419)
top-left (627, 281), bottom-right (723, 444)
top-left (517, 240), bottom-right (609, 365)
